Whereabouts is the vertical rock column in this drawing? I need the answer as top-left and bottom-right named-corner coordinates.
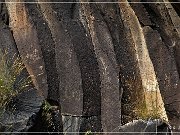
top-left (5, 0), bottom-right (48, 98)
top-left (24, 1), bottom-right (60, 103)
top-left (142, 1), bottom-right (180, 129)
top-left (38, 1), bottom-right (102, 132)
top-left (0, 2), bottom-right (18, 62)
top-left (119, 0), bottom-right (168, 121)
top-left (146, 0), bottom-right (180, 77)
top-left (0, 1), bottom-right (45, 132)
top-left (37, 1), bottom-right (83, 116)
top-left (81, 2), bottom-right (121, 133)
top-left (143, 26), bottom-right (180, 129)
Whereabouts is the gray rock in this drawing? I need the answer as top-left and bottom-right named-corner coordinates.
top-left (119, 119), bottom-right (172, 135)
top-left (0, 88), bottom-right (43, 132)
top-left (82, 3), bottom-right (121, 132)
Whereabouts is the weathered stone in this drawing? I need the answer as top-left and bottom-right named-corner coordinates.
top-left (24, 2), bottom-right (60, 103)
top-left (0, 88), bottom-right (43, 132)
top-left (164, 0), bottom-right (180, 35)
top-left (119, 0), bottom-right (168, 121)
top-left (28, 102), bottom-right (63, 134)
top-left (143, 1), bottom-right (180, 77)
top-left (36, 1), bottom-right (103, 131)
top-left (79, 116), bottom-right (102, 133)
top-left (1, 0), bottom-right (179, 134)
top-left (0, 26), bottom-right (18, 64)
top-left (65, 20), bottom-right (101, 117)
top-left (143, 2), bottom-right (180, 129)
top-left (62, 115), bottom-right (102, 134)
top-left (119, 119), bottom-right (172, 135)
top-left (130, 2), bottom-right (152, 26)
top-left (38, 2), bottom-right (83, 116)
top-left (82, 2), bottom-right (121, 132)
top-left (50, 0), bottom-right (76, 21)
top-left (170, 0), bottom-right (180, 16)
top-left (62, 115), bottom-right (82, 134)
top-left (143, 26), bottom-right (180, 111)
top-left (0, 3), bottom-right (18, 63)
top-left (5, 0), bottom-right (48, 98)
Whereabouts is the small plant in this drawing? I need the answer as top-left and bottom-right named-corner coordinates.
top-left (41, 100), bottom-right (54, 130)
top-left (133, 92), bottom-right (163, 121)
top-left (0, 50), bottom-right (31, 116)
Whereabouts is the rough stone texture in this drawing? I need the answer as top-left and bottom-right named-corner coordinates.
top-left (24, 2), bottom-right (60, 102)
top-left (126, 3), bottom-right (179, 123)
top-left (65, 21), bottom-right (101, 117)
top-left (164, 1), bottom-right (180, 35)
top-left (0, 0), bottom-right (179, 134)
top-left (119, 119), bottom-right (172, 135)
top-left (62, 115), bottom-right (82, 134)
top-left (143, 1), bottom-right (180, 77)
top-left (143, 26), bottom-right (180, 127)
top-left (130, 2), bottom-right (152, 26)
top-left (79, 116), bottom-right (102, 133)
top-left (5, 0), bottom-right (48, 98)
top-left (82, 2), bottom-right (121, 133)
top-left (0, 2), bottom-right (44, 132)
top-left (170, 0), bottom-right (180, 16)
top-left (0, 3), bottom-right (18, 63)
top-left (37, 2), bottom-right (84, 116)
top-left (38, 2), bottom-right (103, 132)
top-left (119, 0), bottom-right (168, 122)
top-left (28, 103), bottom-right (63, 134)
top-left (0, 26), bottom-right (18, 64)
top-left (141, 2), bottom-right (180, 130)
top-left (0, 88), bottom-right (43, 132)
top-left (62, 115), bottom-right (102, 134)
top-left (128, 0), bottom-right (180, 130)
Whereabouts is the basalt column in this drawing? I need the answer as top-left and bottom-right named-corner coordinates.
top-left (5, 0), bottom-right (48, 99)
top-left (38, 1), bottom-right (102, 132)
top-left (119, 0), bottom-right (168, 122)
top-left (81, 1), bottom-right (121, 133)
top-left (141, 0), bottom-right (180, 129)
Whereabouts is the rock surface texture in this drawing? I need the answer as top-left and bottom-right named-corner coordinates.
top-left (0, 0), bottom-right (179, 134)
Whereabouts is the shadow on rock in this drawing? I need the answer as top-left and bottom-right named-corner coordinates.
top-left (0, 88), bottom-right (44, 133)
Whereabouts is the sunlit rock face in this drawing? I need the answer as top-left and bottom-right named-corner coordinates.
top-left (0, 0), bottom-right (180, 133)
top-left (130, 1), bottom-right (180, 129)
top-left (119, 119), bottom-right (172, 135)
top-left (119, 0), bottom-right (168, 122)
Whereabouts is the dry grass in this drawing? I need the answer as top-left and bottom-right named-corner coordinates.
top-left (0, 51), bottom-right (31, 116)
top-left (121, 77), bottom-right (166, 121)
top-left (133, 91), bottom-right (166, 121)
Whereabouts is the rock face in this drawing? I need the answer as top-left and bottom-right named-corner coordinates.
top-left (119, 0), bottom-right (168, 122)
top-left (0, 88), bottom-right (44, 132)
top-left (81, 2), bottom-right (121, 132)
top-left (6, 0), bottom-right (49, 99)
top-left (0, 0), bottom-right (180, 133)
top-left (119, 119), bottom-right (172, 135)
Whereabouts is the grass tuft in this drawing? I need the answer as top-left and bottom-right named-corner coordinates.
top-left (0, 50), bottom-right (31, 116)
top-left (133, 91), bottom-right (163, 121)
